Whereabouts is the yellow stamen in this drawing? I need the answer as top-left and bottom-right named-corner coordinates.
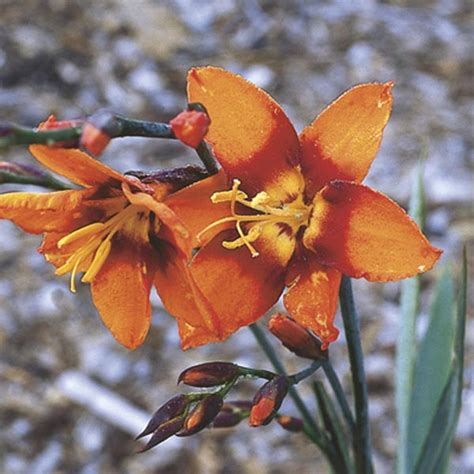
top-left (197, 179), bottom-right (311, 257)
top-left (55, 204), bottom-right (150, 291)
top-left (57, 222), bottom-right (106, 249)
top-left (81, 239), bottom-right (112, 283)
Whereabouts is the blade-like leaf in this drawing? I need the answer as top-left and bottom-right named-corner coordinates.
top-left (395, 165), bottom-right (425, 474)
top-left (415, 249), bottom-right (468, 473)
top-left (406, 266), bottom-right (456, 472)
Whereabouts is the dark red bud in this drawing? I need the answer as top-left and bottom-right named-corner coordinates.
top-left (177, 394), bottom-right (223, 436)
top-left (268, 313), bottom-right (328, 360)
top-left (137, 416), bottom-right (184, 453)
top-left (276, 415), bottom-right (304, 433)
top-left (136, 394), bottom-right (187, 440)
top-left (178, 362), bottom-right (240, 387)
top-left (170, 109), bottom-right (209, 148)
top-left (249, 376), bottom-right (289, 427)
top-left (212, 411), bottom-right (243, 428)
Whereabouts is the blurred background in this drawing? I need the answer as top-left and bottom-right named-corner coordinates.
top-left (0, 0), bottom-right (472, 472)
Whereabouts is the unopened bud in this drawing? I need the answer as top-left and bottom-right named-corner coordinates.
top-left (249, 376), bottom-right (289, 427)
top-left (276, 415), bottom-right (304, 433)
top-left (212, 400), bottom-right (252, 428)
top-left (40, 114), bottom-right (83, 130)
top-left (170, 108), bottom-right (209, 148)
top-left (38, 115), bottom-right (83, 148)
top-left (268, 313), bottom-right (328, 360)
top-left (136, 394), bottom-right (187, 440)
top-left (80, 123), bottom-right (111, 156)
top-left (213, 411), bottom-right (243, 428)
top-left (137, 416), bottom-right (184, 453)
top-left (178, 394), bottom-right (223, 436)
top-left (178, 362), bottom-right (240, 387)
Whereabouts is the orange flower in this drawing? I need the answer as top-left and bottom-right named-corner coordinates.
top-left (167, 66), bottom-right (442, 349)
top-left (0, 118), bottom-right (207, 349)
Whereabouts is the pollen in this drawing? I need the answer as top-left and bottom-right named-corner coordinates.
top-left (198, 179), bottom-right (311, 257)
top-left (55, 204), bottom-right (150, 292)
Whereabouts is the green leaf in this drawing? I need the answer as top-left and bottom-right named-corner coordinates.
top-left (414, 249), bottom-right (468, 473)
top-left (406, 267), bottom-right (457, 472)
top-left (395, 165), bottom-right (425, 474)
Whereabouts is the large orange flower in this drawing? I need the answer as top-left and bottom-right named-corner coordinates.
top-left (167, 66), bottom-right (442, 349)
top-left (0, 118), bottom-right (213, 349)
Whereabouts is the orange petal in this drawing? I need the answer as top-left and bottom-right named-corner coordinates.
top-left (187, 67), bottom-right (303, 201)
top-left (303, 181), bottom-right (442, 281)
top-left (177, 319), bottom-right (222, 350)
top-left (165, 171), bottom-right (231, 247)
top-left (284, 249), bottom-right (341, 348)
top-left (300, 82), bottom-right (394, 198)
top-left (0, 188), bottom-right (97, 234)
top-left (29, 145), bottom-right (125, 187)
top-left (91, 239), bottom-right (157, 349)
top-left (188, 225), bottom-right (294, 346)
top-left (154, 241), bottom-right (218, 332)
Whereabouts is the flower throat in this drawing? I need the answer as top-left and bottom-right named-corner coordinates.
top-left (197, 179), bottom-right (311, 257)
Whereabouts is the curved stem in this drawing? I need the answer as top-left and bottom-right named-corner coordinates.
top-left (288, 360), bottom-right (323, 385)
top-left (339, 276), bottom-right (373, 474)
top-left (322, 360), bottom-right (356, 436)
top-left (195, 141), bottom-right (219, 175)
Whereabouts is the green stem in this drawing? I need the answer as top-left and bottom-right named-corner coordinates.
top-left (195, 141), bottom-right (219, 175)
top-left (339, 276), bottom-right (373, 474)
top-left (249, 324), bottom-right (329, 450)
top-left (0, 123), bottom-right (82, 148)
top-left (113, 115), bottom-right (175, 139)
top-left (0, 170), bottom-right (71, 190)
top-left (322, 360), bottom-right (356, 435)
top-left (288, 361), bottom-right (323, 385)
top-left (238, 366), bottom-right (276, 380)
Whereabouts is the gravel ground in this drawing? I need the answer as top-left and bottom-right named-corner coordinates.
top-left (0, 1), bottom-right (472, 473)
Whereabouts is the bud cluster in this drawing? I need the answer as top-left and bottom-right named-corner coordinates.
top-left (136, 359), bottom-right (308, 452)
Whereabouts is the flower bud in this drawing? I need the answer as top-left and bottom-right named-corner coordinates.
top-left (80, 122), bottom-right (111, 156)
top-left (41, 114), bottom-right (83, 130)
top-left (177, 394), bottom-right (224, 436)
top-left (39, 115), bottom-right (83, 148)
top-left (170, 108), bottom-right (209, 148)
top-left (212, 410), bottom-right (243, 428)
top-left (268, 313), bottom-right (328, 360)
top-left (137, 416), bottom-right (185, 453)
top-left (136, 394), bottom-right (187, 440)
top-left (249, 376), bottom-right (289, 427)
top-left (276, 415), bottom-right (304, 433)
top-left (178, 362), bottom-right (240, 387)
top-left (212, 400), bottom-right (252, 428)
